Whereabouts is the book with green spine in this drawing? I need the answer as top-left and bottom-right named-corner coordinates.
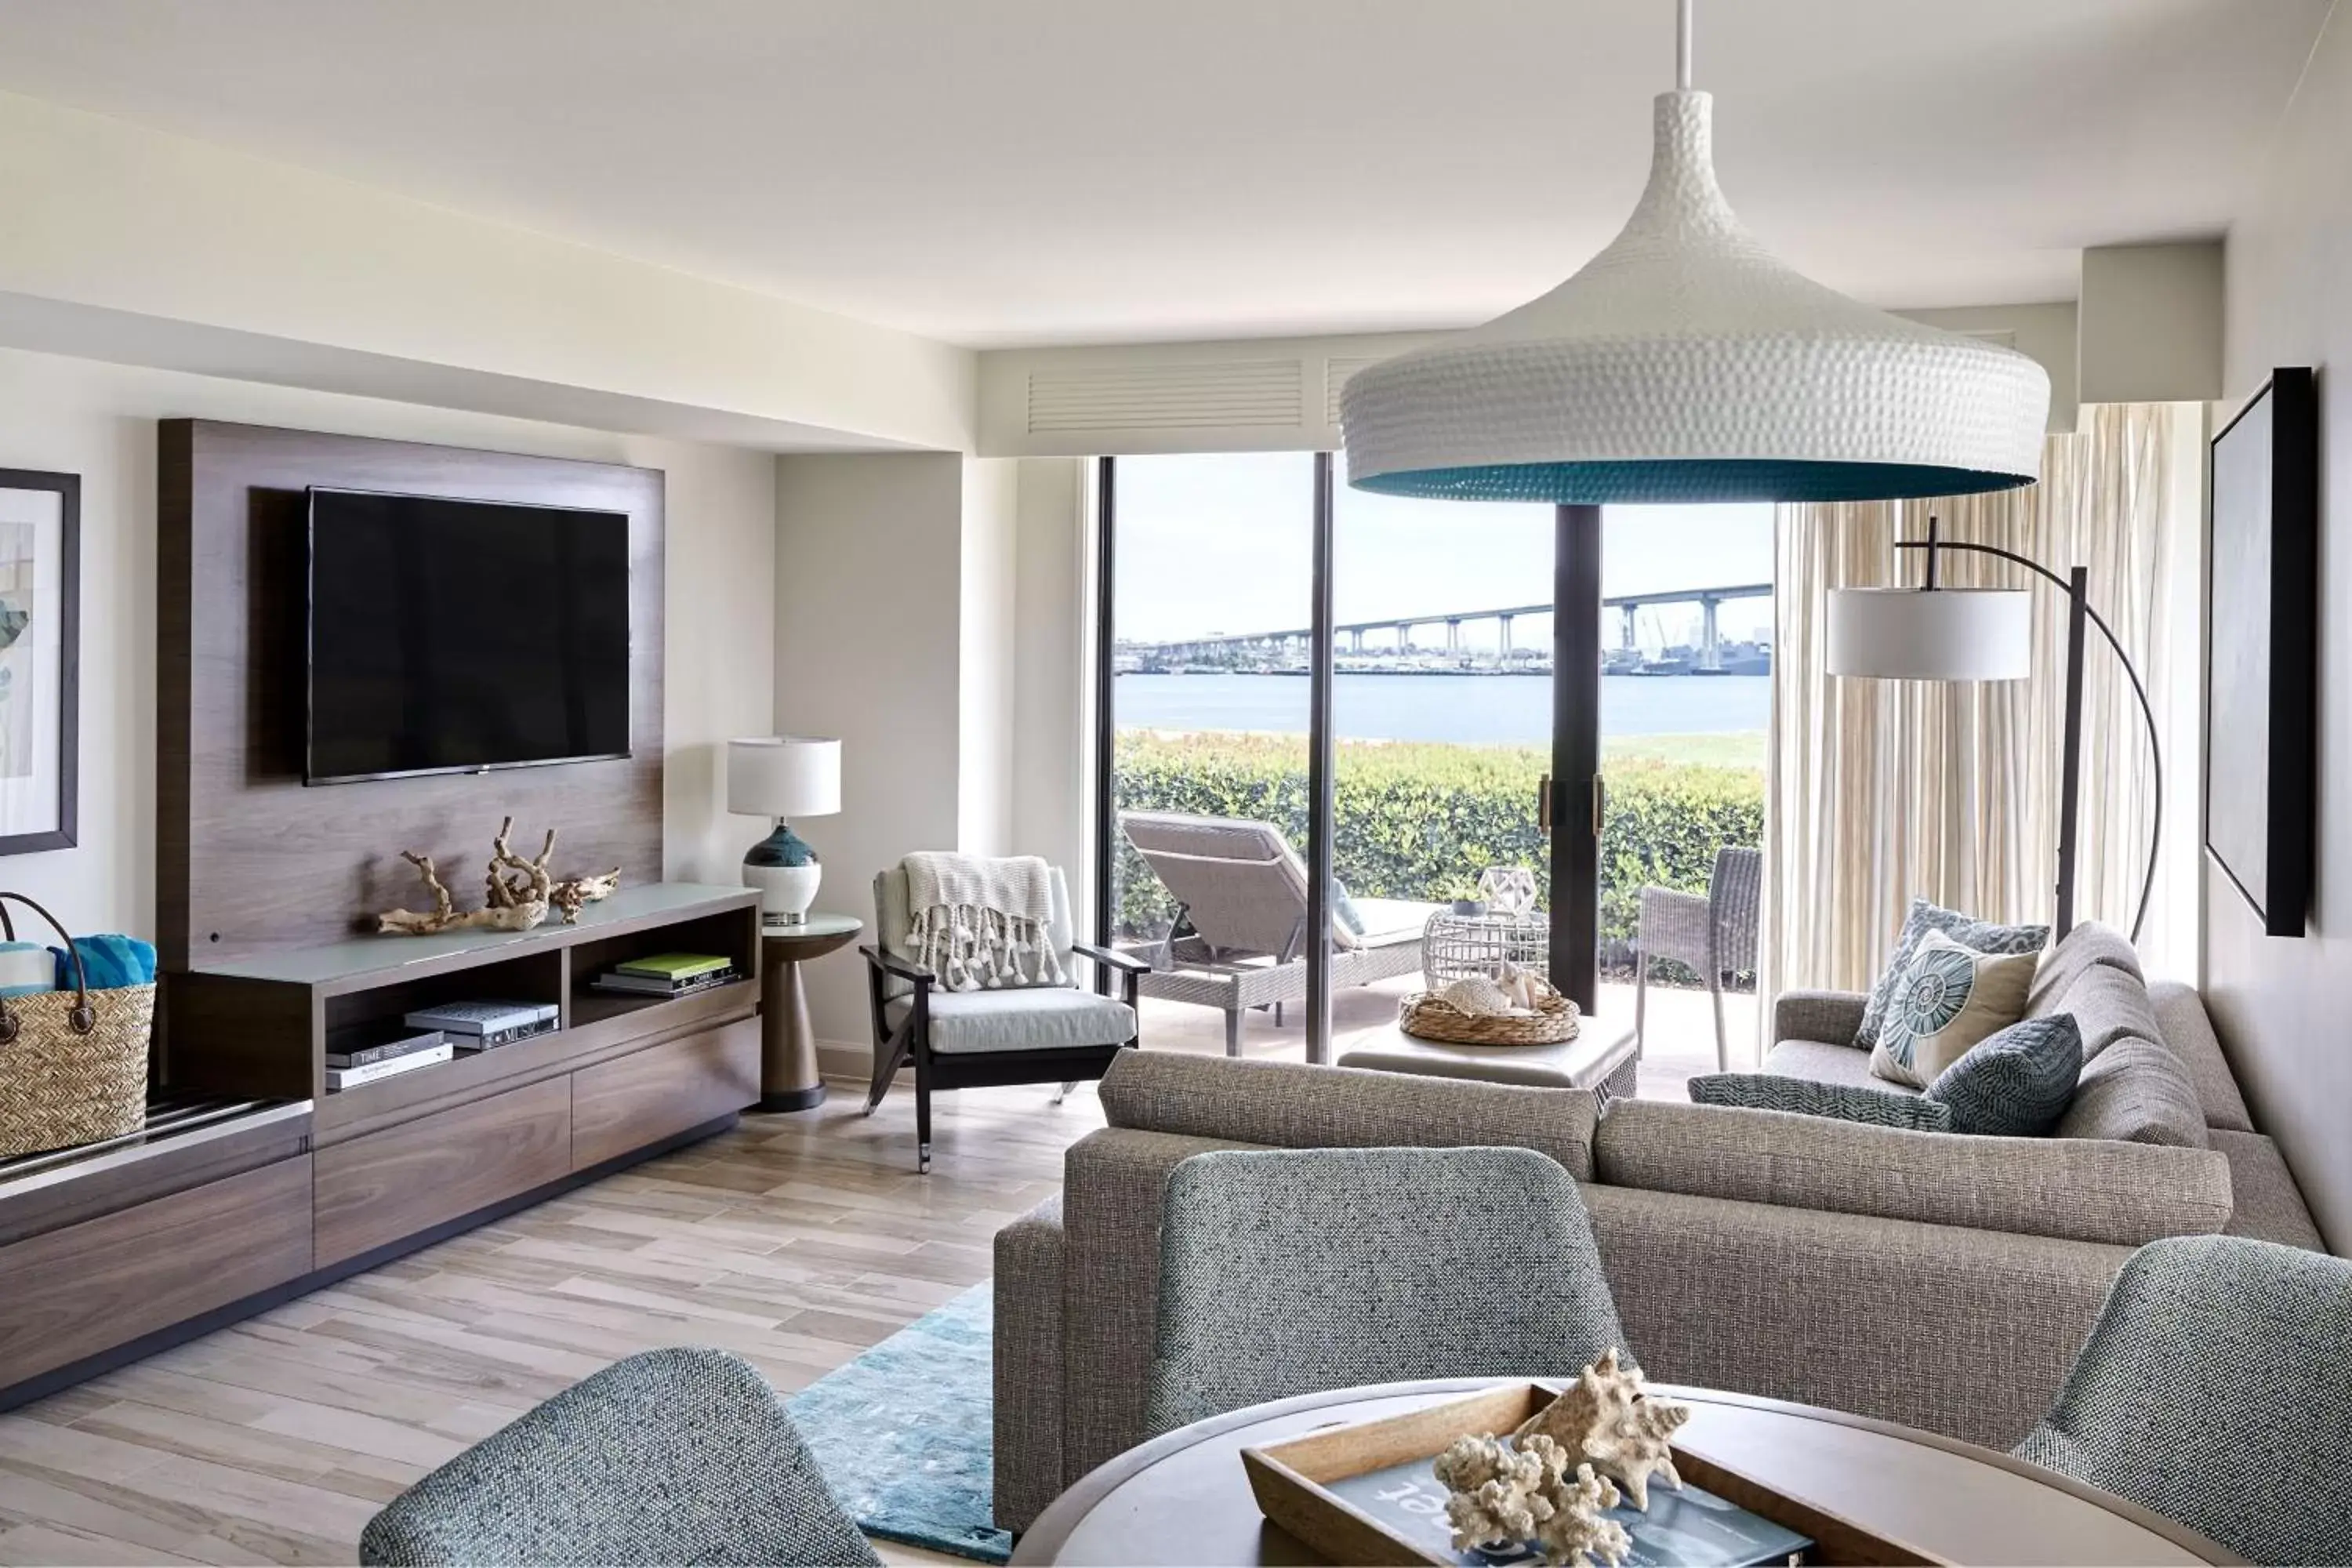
top-left (614, 952), bottom-right (732, 981)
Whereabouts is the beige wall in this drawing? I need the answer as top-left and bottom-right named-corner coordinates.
top-left (774, 453), bottom-right (969, 1054)
top-left (0, 343), bottom-right (776, 938)
top-left (2211, 2), bottom-right (2351, 1254)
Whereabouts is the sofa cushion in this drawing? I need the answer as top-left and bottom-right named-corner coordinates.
top-left (1096, 1051), bottom-right (1598, 1181)
top-left (1856, 898), bottom-right (2049, 1052)
top-left (2023, 920), bottom-right (2143, 1018)
top-left (1690, 1073), bottom-right (1952, 1132)
top-left (1869, 934), bottom-right (2038, 1088)
top-left (1764, 1038), bottom-right (1892, 1091)
top-left (2045, 963), bottom-right (2164, 1062)
top-left (1593, 1098), bottom-right (2231, 1247)
top-left (2056, 1038), bottom-right (2210, 1149)
top-left (885, 988), bottom-right (1134, 1054)
top-left (2211, 1131), bottom-right (2326, 1250)
top-left (2147, 981), bottom-right (2256, 1131)
top-left (1926, 1014), bottom-right (2082, 1138)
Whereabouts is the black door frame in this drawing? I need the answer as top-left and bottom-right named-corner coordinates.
top-left (1092, 459), bottom-right (1604, 1047)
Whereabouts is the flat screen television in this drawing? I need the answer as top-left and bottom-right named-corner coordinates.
top-left (305, 488), bottom-right (632, 785)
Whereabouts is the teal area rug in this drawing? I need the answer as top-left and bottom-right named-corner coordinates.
top-left (787, 1282), bottom-right (1010, 1564)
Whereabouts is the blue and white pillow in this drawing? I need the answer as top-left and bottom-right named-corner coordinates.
top-left (1928, 1013), bottom-right (2083, 1137)
top-left (1856, 898), bottom-right (2048, 1052)
top-left (1868, 931), bottom-right (2040, 1088)
top-left (1688, 1073), bottom-right (1954, 1133)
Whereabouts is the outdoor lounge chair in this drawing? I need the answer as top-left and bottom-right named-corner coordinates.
top-left (1119, 811), bottom-right (1443, 1054)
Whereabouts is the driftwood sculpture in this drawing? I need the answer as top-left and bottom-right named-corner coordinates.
top-left (377, 818), bottom-right (622, 935)
top-left (1512, 1348), bottom-right (1690, 1511)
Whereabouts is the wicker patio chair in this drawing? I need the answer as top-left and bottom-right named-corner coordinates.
top-left (1119, 811), bottom-right (1443, 1055)
top-left (1632, 844), bottom-right (1761, 1072)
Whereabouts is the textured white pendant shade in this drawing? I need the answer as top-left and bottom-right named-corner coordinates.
top-left (1341, 88), bottom-right (2052, 504)
top-left (1827, 589), bottom-right (2033, 681)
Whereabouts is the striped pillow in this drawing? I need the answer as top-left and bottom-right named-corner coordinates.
top-left (1687, 1073), bottom-right (1953, 1133)
top-left (1926, 1013), bottom-right (2082, 1137)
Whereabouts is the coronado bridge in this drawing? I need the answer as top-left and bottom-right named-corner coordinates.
top-left (1121, 582), bottom-right (1773, 670)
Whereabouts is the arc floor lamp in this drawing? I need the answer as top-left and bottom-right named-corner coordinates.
top-left (1827, 517), bottom-right (2162, 942)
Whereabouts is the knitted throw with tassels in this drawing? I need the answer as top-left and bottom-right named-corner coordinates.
top-left (901, 852), bottom-right (1068, 993)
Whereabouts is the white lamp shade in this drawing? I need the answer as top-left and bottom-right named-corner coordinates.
top-left (728, 736), bottom-right (841, 818)
top-left (1341, 92), bottom-right (2049, 504)
top-left (1828, 589), bottom-right (2033, 681)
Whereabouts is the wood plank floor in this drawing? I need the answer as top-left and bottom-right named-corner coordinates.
top-left (0, 1084), bottom-right (1091, 1567)
top-left (0, 981), bottom-right (1738, 1566)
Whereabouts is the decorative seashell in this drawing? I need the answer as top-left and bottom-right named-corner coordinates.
top-left (1513, 1348), bottom-right (1690, 1511)
top-left (1439, 975), bottom-right (1515, 1017)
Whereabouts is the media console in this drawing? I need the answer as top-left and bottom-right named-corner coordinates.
top-left (0, 884), bottom-right (761, 1410)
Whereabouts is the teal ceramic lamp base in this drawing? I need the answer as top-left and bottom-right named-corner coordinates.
top-left (744, 820), bottom-right (822, 924)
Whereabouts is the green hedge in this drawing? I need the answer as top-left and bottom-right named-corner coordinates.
top-left (1111, 732), bottom-right (1762, 967)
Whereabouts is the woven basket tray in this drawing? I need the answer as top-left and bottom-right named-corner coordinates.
top-left (1398, 986), bottom-right (1581, 1047)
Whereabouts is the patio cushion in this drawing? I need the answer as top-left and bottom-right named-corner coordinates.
top-left (1348, 898), bottom-right (1439, 948)
top-left (884, 988), bottom-right (1135, 1054)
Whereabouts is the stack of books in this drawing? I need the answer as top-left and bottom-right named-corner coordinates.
top-left (403, 1000), bottom-right (562, 1052)
top-left (593, 952), bottom-right (740, 1000)
top-left (324, 1025), bottom-right (452, 1091)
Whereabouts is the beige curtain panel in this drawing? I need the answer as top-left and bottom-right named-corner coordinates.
top-left (1764, 403), bottom-right (2180, 1004)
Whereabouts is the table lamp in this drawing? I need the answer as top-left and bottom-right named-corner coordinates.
top-left (728, 737), bottom-right (842, 924)
top-left (1826, 517), bottom-right (2161, 942)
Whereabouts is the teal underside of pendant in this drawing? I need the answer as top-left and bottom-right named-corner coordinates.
top-left (746, 822), bottom-right (818, 868)
top-left (1348, 459), bottom-right (2036, 505)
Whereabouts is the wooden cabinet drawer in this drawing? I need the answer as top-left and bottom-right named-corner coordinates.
top-left (315, 1077), bottom-right (570, 1267)
top-left (0, 1156), bottom-right (313, 1390)
top-left (572, 1018), bottom-right (758, 1171)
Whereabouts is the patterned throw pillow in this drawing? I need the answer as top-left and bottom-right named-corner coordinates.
top-left (1868, 931), bottom-right (2040, 1089)
top-left (1688, 1073), bottom-right (1954, 1133)
top-left (1926, 1013), bottom-right (2083, 1137)
top-left (1855, 898), bottom-right (2049, 1051)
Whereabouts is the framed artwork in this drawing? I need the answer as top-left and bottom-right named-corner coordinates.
top-left (2205, 369), bottom-right (2316, 938)
top-left (0, 471), bottom-right (78, 855)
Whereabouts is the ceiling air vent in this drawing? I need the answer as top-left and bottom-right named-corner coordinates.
top-left (1025, 359), bottom-right (1304, 434)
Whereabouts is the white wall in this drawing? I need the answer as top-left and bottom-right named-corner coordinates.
top-left (774, 453), bottom-right (967, 1054)
top-left (0, 344), bottom-right (775, 938)
top-left (1010, 459), bottom-right (1095, 934)
top-left (958, 457), bottom-right (1020, 857)
top-left (2212, 0), bottom-right (2352, 1254)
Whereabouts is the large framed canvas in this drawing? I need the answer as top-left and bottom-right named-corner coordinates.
top-left (2205, 369), bottom-right (2316, 937)
top-left (0, 471), bottom-right (78, 855)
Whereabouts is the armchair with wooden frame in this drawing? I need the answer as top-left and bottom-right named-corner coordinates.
top-left (861, 861), bottom-right (1147, 1172)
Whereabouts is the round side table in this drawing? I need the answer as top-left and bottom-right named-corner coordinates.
top-left (759, 913), bottom-right (862, 1112)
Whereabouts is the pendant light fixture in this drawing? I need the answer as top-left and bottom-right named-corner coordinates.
top-left (1341, 0), bottom-right (2051, 504)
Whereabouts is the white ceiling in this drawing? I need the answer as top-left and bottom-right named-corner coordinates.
top-left (0, 0), bottom-right (2327, 349)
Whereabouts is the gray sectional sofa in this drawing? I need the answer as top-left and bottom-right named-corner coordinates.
top-left (990, 921), bottom-right (2324, 1533)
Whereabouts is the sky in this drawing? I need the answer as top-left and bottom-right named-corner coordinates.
top-left (1111, 452), bottom-right (1778, 651)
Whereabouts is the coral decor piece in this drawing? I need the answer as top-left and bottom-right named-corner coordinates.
top-left (1512, 1348), bottom-right (1690, 1511)
top-left (377, 818), bottom-right (622, 935)
top-left (1432, 1432), bottom-right (1629, 1568)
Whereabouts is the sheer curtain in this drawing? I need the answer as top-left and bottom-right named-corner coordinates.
top-left (1762, 403), bottom-right (2183, 1007)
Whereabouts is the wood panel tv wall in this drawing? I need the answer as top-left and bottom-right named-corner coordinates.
top-left (158, 420), bottom-right (666, 970)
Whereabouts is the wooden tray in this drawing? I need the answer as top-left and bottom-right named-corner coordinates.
top-left (1240, 1382), bottom-right (1951, 1566)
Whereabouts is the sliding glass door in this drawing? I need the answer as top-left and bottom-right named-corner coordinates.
top-left (1097, 457), bottom-right (1769, 1062)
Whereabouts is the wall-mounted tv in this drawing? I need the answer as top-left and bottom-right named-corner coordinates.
top-left (306, 488), bottom-right (632, 785)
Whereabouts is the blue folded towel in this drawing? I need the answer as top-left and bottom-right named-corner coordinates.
top-left (0, 940), bottom-right (53, 997)
top-left (51, 935), bottom-right (158, 992)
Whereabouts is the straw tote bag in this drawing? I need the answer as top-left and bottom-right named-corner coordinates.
top-left (0, 895), bottom-right (154, 1160)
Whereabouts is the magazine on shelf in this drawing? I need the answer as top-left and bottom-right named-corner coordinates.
top-left (325, 1042), bottom-right (455, 1091)
top-left (592, 966), bottom-right (742, 999)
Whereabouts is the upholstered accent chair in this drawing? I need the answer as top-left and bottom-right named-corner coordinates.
top-left (358, 1347), bottom-right (879, 1566)
top-left (862, 861), bottom-right (1147, 1171)
top-left (2014, 1234), bottom-right (2352, 1566)
top-left (1633, 844), bottom-right (1761, 1071)
top-left (1143, 1145), bottom-right (1627, 1436)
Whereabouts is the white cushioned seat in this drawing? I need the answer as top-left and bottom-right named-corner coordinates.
top-left (1349, 898), bottom-right (1437, 949)
top-left (885, 989), bottom-right (1138, 1055)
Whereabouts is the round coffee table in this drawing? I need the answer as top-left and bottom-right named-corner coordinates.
top-left (1009, 1379), bottom-right (2237, 1566)
top-left (757, 914), bottom-right (862, 1111)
